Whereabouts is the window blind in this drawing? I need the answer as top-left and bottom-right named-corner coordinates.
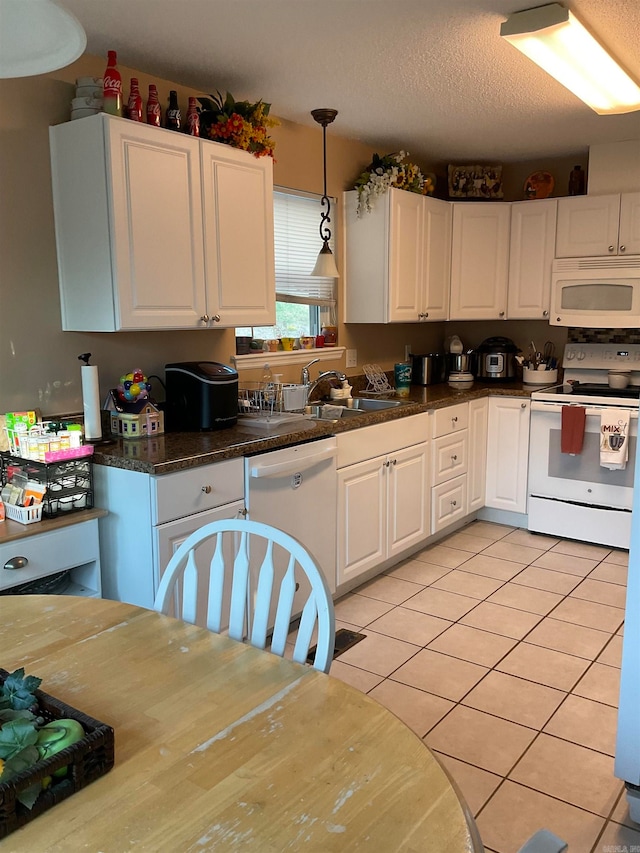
top-left (274, 190), bottom-right (336, 307)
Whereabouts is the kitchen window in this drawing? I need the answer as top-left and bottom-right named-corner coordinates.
top-left (236, 188), bottom-right (337, 341)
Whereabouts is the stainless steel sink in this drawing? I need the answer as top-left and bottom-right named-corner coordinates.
top-left (304, 405), bottom-right (365, 422)
top-left (304, 397), bottom-right (409, 422)
top-left (347, 398), bottom-right (407, 411)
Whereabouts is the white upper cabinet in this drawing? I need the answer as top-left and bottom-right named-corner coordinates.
top-left (344, 188), bottom-right (451, 323)
top-left (555, 192), bottom-right (640, 258)
top-left (49, 114), bottom-right (275, 331)
top-left (200, 142), bottom-right (275, 327)
top-left (449, 202), bottom-right (510, 320)
top-left (507, 199), bottom-right (557, 320)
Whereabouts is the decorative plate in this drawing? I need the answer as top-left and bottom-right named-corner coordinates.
top-left (524, 171), bottom-right (554, 199)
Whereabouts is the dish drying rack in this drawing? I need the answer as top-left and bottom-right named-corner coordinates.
top-left (361, 364), bottom-right (394, 395)
top-left (238, 381), bottom-right (308, 428)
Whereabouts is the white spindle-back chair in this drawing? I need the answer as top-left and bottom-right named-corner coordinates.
top-left (153, 518), bottom-right (335, 673)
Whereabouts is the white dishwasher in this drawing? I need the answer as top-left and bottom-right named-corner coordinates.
top-left (245, 437), bottom-right (337, 625)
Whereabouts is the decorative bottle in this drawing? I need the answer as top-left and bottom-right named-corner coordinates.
top-left (569, 165), bottom-right (586, 196)
top-left (165, 90), bottom-right (181, 131)
top-left (185, 97), bottom-right (200, 137)
top-left (146, 84), bottom-right (161, 127)
top-left (126, 78), bottom-right (143, 122)
top-left (102, 50), bottom-right (122, 116)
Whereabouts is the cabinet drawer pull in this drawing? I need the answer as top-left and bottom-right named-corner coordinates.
top-left (452, 416), bottom-right (458, 423)
top-left (542, 310), bottom-right (549, 317)
top-left (202, 485), bottom-right (212, 494)
top-left (4, 556), bottom-right (28, 571)
top-left (620, 245), bottom-right (626, 253)
top-left (499, 311), bottom-right (505, 317)
top-left (201, 314), bottom-right (210, 324)
top-left (450, 500), bottom-right (457, 507)
top-left (521, 403), bottom-right (527, 409)
top-left (451, 454), bottom-right (457, 462)
top-left (609, 245), bottom-right (615, 252)
top-left (211, 314), bottom-right (221, 323)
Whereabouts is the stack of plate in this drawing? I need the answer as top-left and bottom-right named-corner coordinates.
top-left (72, 77), bottom-right (103, 120)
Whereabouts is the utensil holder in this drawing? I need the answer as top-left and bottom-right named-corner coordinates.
top-left (523, 367), bottom-right (558, 385)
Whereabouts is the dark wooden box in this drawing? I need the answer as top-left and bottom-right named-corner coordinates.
top-left (0, 669), bottom-right (114, 838)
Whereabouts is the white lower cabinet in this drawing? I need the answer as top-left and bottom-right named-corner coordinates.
top-left (485, 397), bottom-right (530, 513)
top-left (432, 475), bottom-right (467, 532)
top-left (155, 502), bottom-right (244, 630)
top-left (0, 515), bottom-right (103, 597)
top-left (467, 397), bottom-right (488, 513)
top-left (431, 402), bottom-right (469, 532)
top-left (336, 415), bottom-right (430, 589)
top-left (95, 458), bottom-right (245, 614)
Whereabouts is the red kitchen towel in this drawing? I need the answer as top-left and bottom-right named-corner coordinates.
top-left (561, 405), bottom-right (586, 454)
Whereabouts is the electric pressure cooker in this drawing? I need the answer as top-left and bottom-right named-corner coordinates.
top-left (477, 336), bottom-right (519, 381)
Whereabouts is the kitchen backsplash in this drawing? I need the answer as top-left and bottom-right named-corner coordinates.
top-left (568, 328), bottom-right (640, 344)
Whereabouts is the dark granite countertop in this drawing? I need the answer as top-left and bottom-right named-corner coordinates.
top-left (92, 380), bottom-right (541, 475)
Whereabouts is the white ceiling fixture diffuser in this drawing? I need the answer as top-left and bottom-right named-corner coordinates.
top-left (0, 0), bottom-right (86, 79)
top-left (500, 2), bottom-right (640, 115)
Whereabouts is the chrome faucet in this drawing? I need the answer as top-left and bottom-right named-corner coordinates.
top-left (302, 362), bottom-right (348, 404)
top-left (301, 358), bottom-right (321, 386)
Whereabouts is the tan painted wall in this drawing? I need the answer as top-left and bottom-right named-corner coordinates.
top-left (1, 53), bottom-right (574, 416)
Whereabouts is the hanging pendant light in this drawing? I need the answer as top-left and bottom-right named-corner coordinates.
top-left (310, 108), bottom-right (339, 278)
top-left (0, 0), bottom-right (86, 79)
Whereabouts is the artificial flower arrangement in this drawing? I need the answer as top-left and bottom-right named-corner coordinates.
top-left (197, 91), bottom-right (279, 158)
top-left (353, 151), bottom-right (435, 217)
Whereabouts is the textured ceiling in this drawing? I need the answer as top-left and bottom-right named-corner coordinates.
top-left (63, 0), bottom-right (640, 166)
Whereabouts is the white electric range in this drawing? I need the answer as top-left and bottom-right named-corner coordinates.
top-left (528, 343), bottom-right (640, 550)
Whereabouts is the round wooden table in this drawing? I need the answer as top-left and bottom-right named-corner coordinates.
top-left (0, 596), bottom-right (481, 851)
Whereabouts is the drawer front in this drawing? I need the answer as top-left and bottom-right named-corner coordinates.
top-left (337, 413), bottom-right (429, 468)
top-left (432, 431), bottom-right (468, 485)
top-left (432, 475), bottom-right (467, 533)
top-left (153, 458), bottom-right (244, 525)
top-left (432, 403), bottom-right (468, 438)
top-left (0, 519), bottom-right (100, 591)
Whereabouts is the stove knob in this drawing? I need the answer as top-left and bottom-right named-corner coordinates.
top-left (577, 350), bottom-right (586, 361)
top-left (566, 349), bottom-right (575, 360)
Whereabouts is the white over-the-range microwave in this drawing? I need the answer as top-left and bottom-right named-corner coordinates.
top-left (550, 256), bottom-right (640, 327)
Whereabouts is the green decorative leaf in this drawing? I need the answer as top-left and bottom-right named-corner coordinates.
top-left (0, 708), bottom-right (37, 725)
top-left (0, 719), bottom-right (39, 760)
top-left (2, 668), bottom-right (42, 710)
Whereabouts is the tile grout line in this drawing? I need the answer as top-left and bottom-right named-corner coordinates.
top-left (336, 520), bottom-right (628, 848)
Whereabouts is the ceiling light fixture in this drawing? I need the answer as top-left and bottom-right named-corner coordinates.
top-left (500, 3), bottom-right (640, 115)
top-left (0, 0), bottom-right (86, 79)
top-left (310, 108), bottom-right (339, 278)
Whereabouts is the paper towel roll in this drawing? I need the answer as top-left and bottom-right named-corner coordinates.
top-left (81, 364), bottom-right (102, 441)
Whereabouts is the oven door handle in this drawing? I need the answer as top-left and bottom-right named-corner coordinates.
top-left (530, 400), bottom-right (638, 418)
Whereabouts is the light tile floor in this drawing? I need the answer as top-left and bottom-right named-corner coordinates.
top-left (328, 520), bottom-right (639, 853)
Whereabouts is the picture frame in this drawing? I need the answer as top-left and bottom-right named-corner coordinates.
top-left (448, 164), bottom-right (503, 200)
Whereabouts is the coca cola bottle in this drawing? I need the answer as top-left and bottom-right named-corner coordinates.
top-left (146, 84), bottom-right (161, 127)
top-left (126, 78), bottom-right (143, 122)
top-left (166, 90), bottom-right (181, 131)
top-left (103, 50), bottom-right (122, 116)
top-left (185, 97), bottom-right (200, 137)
